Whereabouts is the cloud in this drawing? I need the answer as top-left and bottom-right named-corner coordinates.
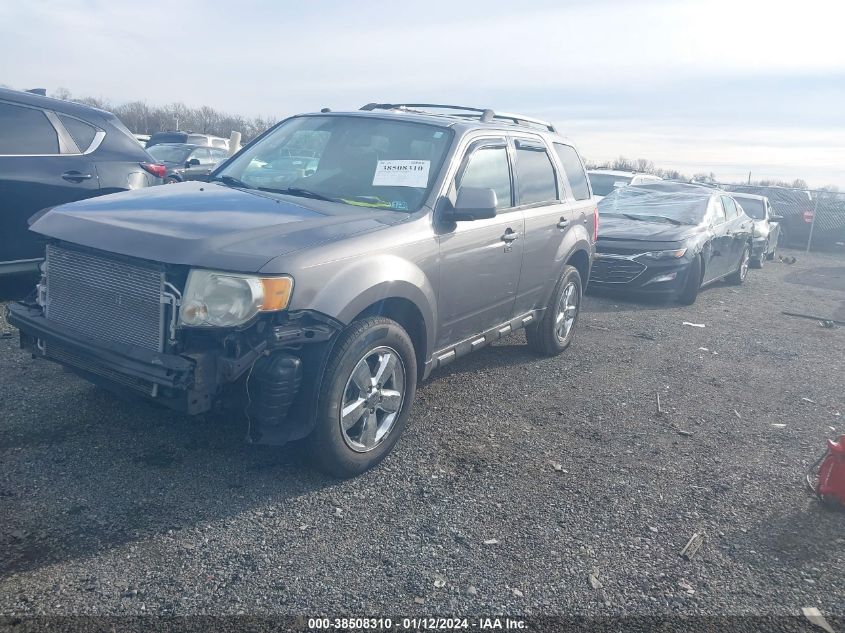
top-left (1, 0), bottom-right (843, 186)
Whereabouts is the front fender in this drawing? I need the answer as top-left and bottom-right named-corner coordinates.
top-left (294, 254), bottom-right (437, 361)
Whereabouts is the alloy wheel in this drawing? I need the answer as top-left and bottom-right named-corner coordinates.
top-left (555, 281), bottom-right (579, 342)
top-left (339, 346), bottom-right (405, 453)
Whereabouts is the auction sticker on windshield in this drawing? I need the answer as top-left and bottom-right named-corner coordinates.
top-left (372, 160), bottom-right (430, 188)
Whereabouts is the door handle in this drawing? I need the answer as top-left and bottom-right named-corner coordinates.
top-left (556, 217), bottom-right (570, 229)
top-left (501, 229), bottom-right (519, 243)
top-left (61, 171), bottom-right (93, 182)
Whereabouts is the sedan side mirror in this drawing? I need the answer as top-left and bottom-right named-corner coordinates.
top-left (186, 158), bottom-right (201, 167)
top-left (449, 187), bottom-right (498, 221)
top-left (769, 214), bottom-right (784, 222)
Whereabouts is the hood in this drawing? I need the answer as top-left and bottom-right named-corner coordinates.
top-left (597, 214), bottom-right (703, 242)
top-left (30, 181), bottom-right (407, 272)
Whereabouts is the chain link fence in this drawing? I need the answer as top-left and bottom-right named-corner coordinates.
top-left (717, 184), bottom-right (845, 253)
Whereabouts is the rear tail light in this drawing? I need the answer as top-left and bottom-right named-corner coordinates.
top-left (803, 210), bottom-right (815, 223)
top-left (593, 205), bottom-right (599, 242)
top-left (141, 162), bottom-right (167, 179)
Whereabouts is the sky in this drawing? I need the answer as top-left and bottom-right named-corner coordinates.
top-left (1, 0), bottom-right (844, 188)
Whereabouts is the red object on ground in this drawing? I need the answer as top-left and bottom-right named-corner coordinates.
top-left (816, 435), bottom-right (845, 506)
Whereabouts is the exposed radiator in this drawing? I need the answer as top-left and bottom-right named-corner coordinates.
top-left (45, 244), bottom-right (166, 352)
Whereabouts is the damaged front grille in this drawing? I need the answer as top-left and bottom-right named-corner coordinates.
top-left (589, 257), bottom-right (647, 284)
top-left (45, 244), bottom-right (166, 352)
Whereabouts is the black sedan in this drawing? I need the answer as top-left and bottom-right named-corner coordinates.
top-left (146, 143), bottom-right (229, 183)
top-left (590, 182), bottom-right (753, 304)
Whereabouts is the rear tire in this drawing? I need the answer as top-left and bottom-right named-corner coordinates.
top-left (526, 265), bottom-right (582, 356)
top-left (307, 317), bottom-right (417, 478)
top-left (676, 255), bottom-right (702, 305)
top-left (165, 176), bottom-right (179, 184)
top-left (728, 244), bottom-right (751, 285)
top-left (751, 242), bottom-right (765, 269)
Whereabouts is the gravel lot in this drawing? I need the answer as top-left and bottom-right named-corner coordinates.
top-left (0, 248), bottom-right (843, 621)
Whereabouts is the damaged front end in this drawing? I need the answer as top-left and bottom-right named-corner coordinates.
top-left (6, 242), bottom-right (342, 446)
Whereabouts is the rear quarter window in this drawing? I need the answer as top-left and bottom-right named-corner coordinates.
top-left (553, 143), bottom-right (591, 200)
top-left (58, 114), bottom-right (98, 152)
top-left (0, 102), bottom-right (59, 154)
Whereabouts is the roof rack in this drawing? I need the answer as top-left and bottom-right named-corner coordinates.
top-left (359, 103), bottom-right (557, 133)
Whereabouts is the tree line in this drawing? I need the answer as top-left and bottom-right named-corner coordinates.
top-left (50, 88), bottom-right (277, 142)
top-left (586, 155), bottom-right (839, 193)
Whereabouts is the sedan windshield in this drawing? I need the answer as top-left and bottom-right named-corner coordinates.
top-left (589, 173), bottom-right (632, 196)
top-left (598, 186), bottom-right (709, 225)
top-left (147, 144), bottom-right (191, 163)
top-left (735, 197), bottom-right (765, 219)
top-left (217, 115), bottom-right (454, 212)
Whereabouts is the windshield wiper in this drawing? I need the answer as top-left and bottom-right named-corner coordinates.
top-left (258, 187), bottom-right (338, 202)
top-left (211, 174), bottom-right (254, 189)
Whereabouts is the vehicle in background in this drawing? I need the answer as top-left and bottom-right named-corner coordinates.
top-left (725, 184), bottom-right (813, 247)
top-left (8, 102), bottom-right (596, 477)
top-left (134, 133), bottom-right (150, 146)
top-left (731, 192), bottom-right (782, 267)
top-left (591, 181), bottom-right (753, 305)
top-left (0, 87), bottom-right (164, 280)
top-left (145, 131), bottom-right (229, 151)
top-left (587, 169), bottom-right (662, 199)
top-left (146, 143), bottom-right (230, 183)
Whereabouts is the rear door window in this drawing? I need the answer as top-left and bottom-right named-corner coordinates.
top-left (0, 102), bottom-right (59, 154)
top-left (514, 141), bottom-right (557, 205)
top-left (711, 197), bottom-right (727, 224)
top-left (722, 196), bottom-right (739, 219)
top-left (457, 146), bottom-right (512, 209)
top-left (58, 114), bottom-right (98, 152)
top-left (553, 143), bottom-right (591, 200)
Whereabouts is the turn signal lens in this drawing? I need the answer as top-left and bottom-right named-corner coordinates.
top-left (260, 277), bottom-right (294, 312)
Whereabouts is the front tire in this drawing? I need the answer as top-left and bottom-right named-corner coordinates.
top-left (526, 265), bottom-right (582, 356)
top-left (677, 255), bottom-right (702, 305)
top-left (728, 244), bottom-right (751, 285)
top-left (307, 317), bottom-right (417, 478)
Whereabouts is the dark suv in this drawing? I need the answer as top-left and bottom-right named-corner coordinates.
top-left (0, 88), bottom-right (164, 279)
top-left (8, 103), bottom-right (596, 477)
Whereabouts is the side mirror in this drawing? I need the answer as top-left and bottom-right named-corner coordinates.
top-left (449, 187), bottom-right (497, 221)
top-left (187, 158), bottom-right (201, 167)
top-left (769, 214), bottom-right (784, 222)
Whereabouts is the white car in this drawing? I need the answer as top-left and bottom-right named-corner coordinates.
top-left (587, 169), bottom-right (662, 199)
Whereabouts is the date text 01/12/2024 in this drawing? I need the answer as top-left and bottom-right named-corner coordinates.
top-left (307, 617), bottom-right (527, 630)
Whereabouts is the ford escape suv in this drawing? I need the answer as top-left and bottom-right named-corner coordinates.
top-left (8, 103), bottom-right (597, 477)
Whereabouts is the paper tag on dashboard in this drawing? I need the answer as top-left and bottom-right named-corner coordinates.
top-left (372, 160), bottom-right (430, 188)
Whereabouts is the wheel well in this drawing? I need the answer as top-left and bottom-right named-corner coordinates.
top-left (566, 249), bottom-right (590, 285)
top-left (352, 298), bottom-right (427, 376)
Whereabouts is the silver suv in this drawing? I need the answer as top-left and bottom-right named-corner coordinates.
top-left (8, 103), bottom-right (597, 477)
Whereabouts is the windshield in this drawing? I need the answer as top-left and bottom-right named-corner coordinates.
top-left (218, 115), bottom-right (454, 212)
top-left (147, 144), bottom-right (191, 163)
top-left (588, 173), bottom-right (632, 196)
top-left (598, 186), bottom-right (709, 225)
top-left (735, 197), bottom-right (765, 219)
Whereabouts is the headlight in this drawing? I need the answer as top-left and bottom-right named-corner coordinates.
top-left (638, 248), bottom-right (687, 260)
top-left (179, 269), bottom-right (293, 327)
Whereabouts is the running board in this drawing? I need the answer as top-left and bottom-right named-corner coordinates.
top-left (431, 310), bottom-right (539, 370)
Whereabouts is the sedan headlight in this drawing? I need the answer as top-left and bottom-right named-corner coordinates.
top-left (179, 269), bottom-right (293, 327)
top-left (638, 248), bottom-right (687, 260)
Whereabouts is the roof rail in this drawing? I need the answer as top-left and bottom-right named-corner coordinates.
top-left (359, 103), bottom-right (556, 133)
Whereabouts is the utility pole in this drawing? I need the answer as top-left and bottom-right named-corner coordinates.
top-left (747, 171), bottom-right (751, 184)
